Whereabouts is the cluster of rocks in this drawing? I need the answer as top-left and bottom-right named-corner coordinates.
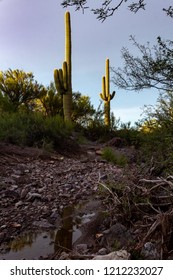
top-left (0, 145), bottom-right (125, 258)
top-left (0, 143), bottom-right (162, 260)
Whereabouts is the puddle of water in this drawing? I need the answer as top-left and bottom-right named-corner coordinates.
top-left (0, 231), bottom-right (55, 260)
top-left (0, 202), bottom-right (97, 259)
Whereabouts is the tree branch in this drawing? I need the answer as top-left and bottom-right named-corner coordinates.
top-left (60, 1), bottom-right (172, 21)
top-left (111, 36), bottom-right (173, 92)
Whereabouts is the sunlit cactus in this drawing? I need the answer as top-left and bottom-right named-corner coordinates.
top-left (54, 11), bottom-right (72, 121)
top-left (100, 58), bottom-right (115, 127)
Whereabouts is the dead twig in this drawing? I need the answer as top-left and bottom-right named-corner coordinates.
top-left (98, 182), bottom-right (121, 205)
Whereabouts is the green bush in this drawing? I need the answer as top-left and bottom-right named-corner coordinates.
top-left (0, 112), bottom-right (28, 144)
top-left (83, 121), bottom-right (115, 142)
top-left (136, 128), bottom-right (173, 175)
top-left (0, 111), bottom-right (73, 149)
top-left (101, 146), bottom-right (128, 166)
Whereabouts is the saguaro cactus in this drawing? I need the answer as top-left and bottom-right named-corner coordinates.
top-left (54, 11), bottom-right (72, 121)
top-left (100, 58), bottom-right (115, 127)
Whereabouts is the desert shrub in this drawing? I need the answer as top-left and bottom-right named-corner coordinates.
top-left (0, 91), bottom-right (15, 113)
top-left (83, 121), bottom-right (116, 142)
top-left (101, 146), bottom-right (128, 166)
top-left (135, 91), bottom-right (173, 175)
top-left (0, 112), bottom-right (27, 144)
top-left (0, 111), bottom-right (73, 149)
top-left (43, 114), bottom-right (73, 147)
top-left (113, 122), bottom-right (141, 147)
top-left (136, 128), bottom-right (173, 175)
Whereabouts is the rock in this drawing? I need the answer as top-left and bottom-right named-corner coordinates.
top-left (59, 252), bottom-right (70, 260)
top-left (4, 178), bottom-right (16, 184)
top-left (10, 185), bottom-right (18, 190)
top-left (33, 219), bottom-right (55, 229)
top-left (15, 201), bottom-right (24, 208)
top-left (93, 250), bottom-right (130, 260)
top-left (24, 169), bottom-right (30, 173)
top-left (101, 223), bottom-right (132, 249)
top-left (20, 188), bottom-right (28, 199)
top-left (1, 225), bottom-right (7, 229)
top-left (104, 137), bottom-right (124, 148)
top-left (75, 244), bottom-right (88, 254)
top-left (11, 222), bottom-right (21, 228)
top-left (50, 211), bottom-right (59, 219)
top-left (95, 150), bottom-right (103, 155)
top-left (37, 188), bottom-right (45, 194)
top-left (97, 248), bottom-right (108, 255)
top-left (27, 192), bottom-right (42, 201)
top-left (141, 242), bottom-right (160, 260)
top-left (100, 174), bottom-right (108, 180)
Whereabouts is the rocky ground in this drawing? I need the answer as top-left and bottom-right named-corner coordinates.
top-left (0, 141), bottom-right (173, 259)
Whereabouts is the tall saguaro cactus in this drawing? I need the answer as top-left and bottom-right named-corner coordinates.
top-left (100, 58), bottom-right (115, 127)
top-left (54, 11), bottom-right (72, 121)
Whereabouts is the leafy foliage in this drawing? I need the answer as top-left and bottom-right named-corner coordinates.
top-left (0, 90), bottom-right (15, 113)
top-left (0, 69), bottom-right (45, 110)
top-left (135, 91), bottom-right (173, 175)
top-left (0, 111), bottom-right (73, 149)
top-left (39, 82), bottom-right (63, 116)
top-left (71, 91), bottom-right (95, 125)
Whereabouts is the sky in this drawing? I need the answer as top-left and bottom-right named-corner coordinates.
top-left (0, 0), bottom-right (172, 125)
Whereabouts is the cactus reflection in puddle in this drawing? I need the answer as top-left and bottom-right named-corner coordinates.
top-left (0, 203), bottom-right (96, 259)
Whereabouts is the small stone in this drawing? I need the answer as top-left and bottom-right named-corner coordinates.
top-left (11, 174), bottom-right (20, 179)
top-left (20, 188), bottom-right (28, 199)
top-left (93, 250), bottom-right (130, 260)
top-left (95, 150), bottom-right (103, 155)
top-left (24, 169), bottom-right (30, 173)
top-left (97, 248), bottom-right (108, 255)
top-left (75, 244), bottom-right (88, 253)
top-left (59, 252), bottom-right (69, 260)
top-left (101, 223), bottom-right (132, 248)
top-left (27, 192), bottom-right (42, 201)
top-left (11, 185), bottom-right (18, 190)
top-left (11, 222), bottom-right (21, 228)
top-left (1, 225), bottom-right (7, 229)
top-left (141, 242), bottom-right (160, 260)
top-left (50, 211), bottom-right (59, 219)
top-left (42, 206), bottom-right (48, 212)
top-left (37, 188), bottom-right (45, 194)
top-left (15, 201), bottom-right (24, 207)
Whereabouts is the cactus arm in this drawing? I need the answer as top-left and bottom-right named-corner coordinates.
top-left (102, 76), bottom-right (106, 100)
top-left (54, 69), bottom-right (64, 94)
top-left (58, 69), bottom-right (64, 86)
top-left (100, 93), bottom-right (104, 100)
top-left (62, 61), bottom-right (68, 90)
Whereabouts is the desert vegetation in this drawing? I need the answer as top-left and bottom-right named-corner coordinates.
top-left (1, 9), bottom-right (173, 260)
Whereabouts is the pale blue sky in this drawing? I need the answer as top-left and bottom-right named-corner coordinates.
top-left (0, 0), bottom-right (172, 124)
